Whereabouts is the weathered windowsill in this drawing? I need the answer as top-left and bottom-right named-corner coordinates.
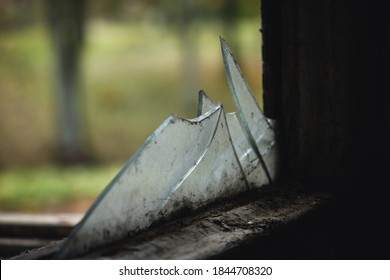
top-left (9, 185), bottom-right (328, 260)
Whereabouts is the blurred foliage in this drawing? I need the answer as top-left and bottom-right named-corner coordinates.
top-left (0, 0), bottom-right (262, 211)
top-left (0, 164), bottom-right (120, 212)
top-left (0, 0), bottom-right (262, 166)
top-left (0, 0), bottom-right (38, 31)
top-left (87, 0), bottom-right (260, 22)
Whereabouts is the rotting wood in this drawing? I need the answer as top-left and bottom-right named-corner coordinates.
top-left (10, 186), bottom-right (327, 259)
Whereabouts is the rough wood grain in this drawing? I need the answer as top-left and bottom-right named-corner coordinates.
top-left (9, 187), bottom-right (325, 259)
top-left (77, 187), bottom-right (325, 260)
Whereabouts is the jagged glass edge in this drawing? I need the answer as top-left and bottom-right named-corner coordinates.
top-left (198, 90), bottom-right (269, 188)
top-left (55, 38), bottom-right (276, 259)
top-left (55, 104), bottom-right (223, 259)
top-left (158, 104), bottom-right (249, 214)
top-left (220, 37), bottom-right (273, 183)
top-left (157, 104), bottom-right (229, 209)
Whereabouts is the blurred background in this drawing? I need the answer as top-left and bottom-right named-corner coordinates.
top-left (0, 0), bottom-right (262, 213)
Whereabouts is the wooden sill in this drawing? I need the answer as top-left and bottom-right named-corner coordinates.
top-left (9, 185), bottom-right (327, 259)
top-left (0, 213), bottom-right (82, 259)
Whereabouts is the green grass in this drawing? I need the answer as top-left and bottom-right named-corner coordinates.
top-left (0, 164), bottom-right (121, 212)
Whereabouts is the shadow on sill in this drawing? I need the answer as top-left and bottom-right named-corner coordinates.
top-left (214, 189), bottom-right (390, 259)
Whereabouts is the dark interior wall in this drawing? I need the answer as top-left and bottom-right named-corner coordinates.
top-left (262, 0), bottom-right (390, 190)
top-left (259, 0), bottom-right (390, 258)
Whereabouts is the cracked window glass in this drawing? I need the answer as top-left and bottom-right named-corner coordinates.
top-left (56, 39), bottom-right (278, 259)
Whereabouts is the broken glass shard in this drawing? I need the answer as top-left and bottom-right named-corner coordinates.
top-left (221, 38), bottom-right (277, 182)
top-left (198, 90), bottom-right (269, 188)
top-left (55, 38), bottom-right (277, 259)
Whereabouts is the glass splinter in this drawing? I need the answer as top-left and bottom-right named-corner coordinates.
top-left (55, 39), bottom-right (277, 259)
top-left (198, 90), bottom-right (271, 188)
top-left (220, 37), bottom-right (277, 182)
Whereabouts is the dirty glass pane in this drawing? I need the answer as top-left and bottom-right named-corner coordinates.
top-left (159, 106), bottom-right (247, 215)
top-left (57, 105), bottom-right (222, 258)
top-left (221, 38), bottom-right (277, 182)
top-left (226, 112), bottom-right (270, 188)
top-left (57, 103), bottom-right (249, 258)
top-left (198, 90), bottom-right (269, 188)
top-left (56, 39), bottom-right (277, 259)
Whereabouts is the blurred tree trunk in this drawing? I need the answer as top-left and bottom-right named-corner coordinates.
top-left (45, 0), bottom-right (88, 164)
top-left (179, 0), bottom-right (199, 116)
